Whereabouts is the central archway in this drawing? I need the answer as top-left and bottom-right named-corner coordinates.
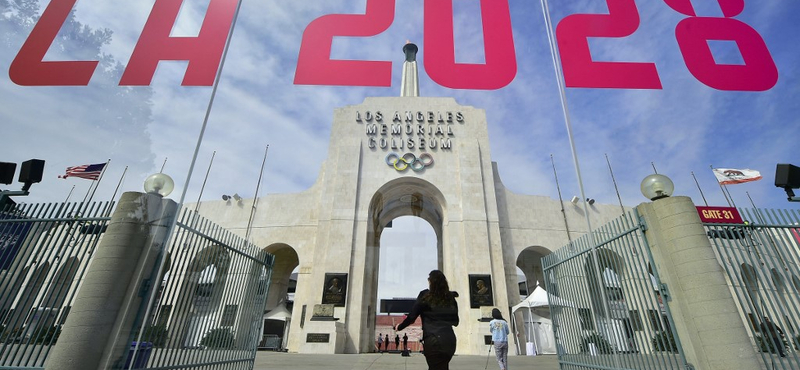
top-left (360, 177), bottom-right (447, 352)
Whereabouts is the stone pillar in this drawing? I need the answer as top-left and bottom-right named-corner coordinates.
top-left (46, 192), bottom-right (177, 370)
top-left (637, 196), bottom-right (760, 370)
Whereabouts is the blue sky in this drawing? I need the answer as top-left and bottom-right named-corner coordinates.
top-left (2, 0), bottom-right (798, 300)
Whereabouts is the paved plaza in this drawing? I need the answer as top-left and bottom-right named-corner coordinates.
top-left (254, 351), bottom-right (560, 370)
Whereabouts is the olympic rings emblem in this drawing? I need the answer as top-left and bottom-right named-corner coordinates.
top-left (385, 152), bottom-right (434, 172)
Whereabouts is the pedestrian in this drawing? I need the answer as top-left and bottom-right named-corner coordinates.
top-left (395, 270), bottom-right (459, 370)
top-left (403, 333), bottom-right (409, 351)
top-left (385, 334), bottom-right (390, 352)
top-left (489, 308), bottom-right (510, 370)
top-left (395, 334), bottom-right (400, 351)
top-left (762, 317), bottom-right (786, 357)
top-left (378, 333), bottom-right (383, 352)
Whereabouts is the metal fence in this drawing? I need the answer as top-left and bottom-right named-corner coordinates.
top-left (0, 201), bottom-right (113, 368)
top-left (128, 207), bottom-right (273, 370)
top-left (0, 201), bottom-right (273, 370)
top-left (705, 207), bottom-right (800, 370)
top-left (542, 210), bottom-right (689, 370)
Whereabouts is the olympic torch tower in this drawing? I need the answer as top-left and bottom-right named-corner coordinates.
top-left (400, 42), bottom-right (419, 97)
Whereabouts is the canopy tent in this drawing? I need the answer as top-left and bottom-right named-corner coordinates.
top-left (511, 286), bottom-right (575, 355)
top-left (262, 303), bottom-right (292, 350)
top-left (264, 304), bottom-right (291, 321)
top-left (512, 286), bottom-right (576, 312)
top-left (517, 310), bottom-right (556, 355)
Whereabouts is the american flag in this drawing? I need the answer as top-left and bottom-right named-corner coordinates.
top-left (59, 163), bottom-right (106, 180)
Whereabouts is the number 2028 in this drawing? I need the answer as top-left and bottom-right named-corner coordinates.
top-left (294, 0), bottom-right (777, 91)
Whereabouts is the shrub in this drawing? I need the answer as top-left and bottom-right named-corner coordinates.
top-left (200, 328), bottom-right (235, 349)
top-left (1, 327), bottom-right (24, 343)
top-left (33, 326), bottom-right (61, 344)
top-left (651, 331), bottom-right (678, 353)
top-left (134, 324), bottom-right (169, 347)
top-left (580, 332), bottom-right (613, 354)
top-left (757, 334), bottom-right (787, 353)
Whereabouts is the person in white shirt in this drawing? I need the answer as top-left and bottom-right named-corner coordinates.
top-left (489, 308), bottom-right (510, 370)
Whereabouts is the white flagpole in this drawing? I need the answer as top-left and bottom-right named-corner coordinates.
top-left (691, 171), bottom-right (708, 206)
top-left (550, 154), bottom-right (572, 243)
top-left (79, 180), bottom-right (94, 204)
top-left (746, 191), bottom-right (764, 221)
top-left (63, 185), bottom-right (76, 203)
top-left (105, 165), bottom-right (128, 216)
top-left (746, 191), bottom-right (785, 267)
top-left (134, 0), bottom-right (247, 356)
top-left (540, 2), bottom-right (619, 366)
top-left (711, 165), bottom-right (733, 207)
top-left (724, 185), bottom-right (738, 209)
top-left (74, 159), bottom-right (110, 217)
top-left (86, 159), bottom-right (111, 205)
top-left (246, 145), bottom-right (269, 243)
top-left (194, 151), bottom-right (217, 214)
top-left (605, 154), bottom-right (625, 215)
top-left (109, 166), bottom-right (128, 206)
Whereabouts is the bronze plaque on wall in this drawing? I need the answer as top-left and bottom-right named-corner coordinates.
top-left (321, 273), bottom-right (348, 307)
top-left (469, 274), bottom-right (493, 308)
top-left (306, 333), bottom-right (330, 343)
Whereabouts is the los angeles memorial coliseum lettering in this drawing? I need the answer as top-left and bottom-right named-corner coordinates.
top-left (356, 110), bottom-right (464, 150)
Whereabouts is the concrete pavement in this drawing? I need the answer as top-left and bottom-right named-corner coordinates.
top-left (254, 351), bottom-right (560, 370)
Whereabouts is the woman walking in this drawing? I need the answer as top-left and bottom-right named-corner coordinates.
top-left (489, 308), bottom-right (510, 370)
top-left (396, 270), bottom-right (459, 370)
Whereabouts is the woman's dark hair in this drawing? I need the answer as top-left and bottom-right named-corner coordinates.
top-left (424, 270), bottom-right (454, 306)
top-left (492, 308), bottom-right (504, 320)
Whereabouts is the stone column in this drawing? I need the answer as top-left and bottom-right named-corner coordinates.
top-left (637, 196), bottom-right (760, 370)
top-left (46, 192), bottom-right (177, 370)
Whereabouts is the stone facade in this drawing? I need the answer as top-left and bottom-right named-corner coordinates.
top-left (193, 95), bottom-right (626, 355)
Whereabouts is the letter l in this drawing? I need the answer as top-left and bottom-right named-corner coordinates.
top-left (9, 0), bottom-right (98, 86)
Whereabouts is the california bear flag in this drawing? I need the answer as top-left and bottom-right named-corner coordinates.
top-left (712, 168), bottom-right (762, 185)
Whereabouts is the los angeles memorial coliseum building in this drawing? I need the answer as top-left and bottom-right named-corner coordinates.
top-left (193, 44), bottom-right (624, 355)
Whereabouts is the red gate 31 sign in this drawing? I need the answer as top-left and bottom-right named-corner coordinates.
top-left (696, 206), bottom-right (744, 224)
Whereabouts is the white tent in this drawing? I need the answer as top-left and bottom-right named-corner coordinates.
top-left (263, 304), bottom-right (292, 350)
top-left (513, 309), bottom-right (556, 355)
top-left (511, 286), bottom-right (575, 355)
top-left (512, 286), bottom-right (576, 312)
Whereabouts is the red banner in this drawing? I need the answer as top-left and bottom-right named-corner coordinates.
top-left (696, 206), bottom-right (744, 224)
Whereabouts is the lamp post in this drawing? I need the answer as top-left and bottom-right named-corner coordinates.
top-left (143, 173), bottom-right (174, 197)
top-left (640, 174), bottom-right (674, 201)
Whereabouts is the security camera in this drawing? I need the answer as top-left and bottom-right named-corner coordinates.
top-left (233, 193), bottom-right (242, 201)
top-left (570, 196), bottom-right (579, 204)
top-left (222, 194), bottom-right (230, 201)
top-left (587, 198), bottom-right (595, 205)
top-left (775, 164), bottom-right (800, 202)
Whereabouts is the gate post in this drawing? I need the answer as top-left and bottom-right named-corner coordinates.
top-left (45, 192), bottom-right (177, 370)
top-left (637, 196), bottom-right (759, 370)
